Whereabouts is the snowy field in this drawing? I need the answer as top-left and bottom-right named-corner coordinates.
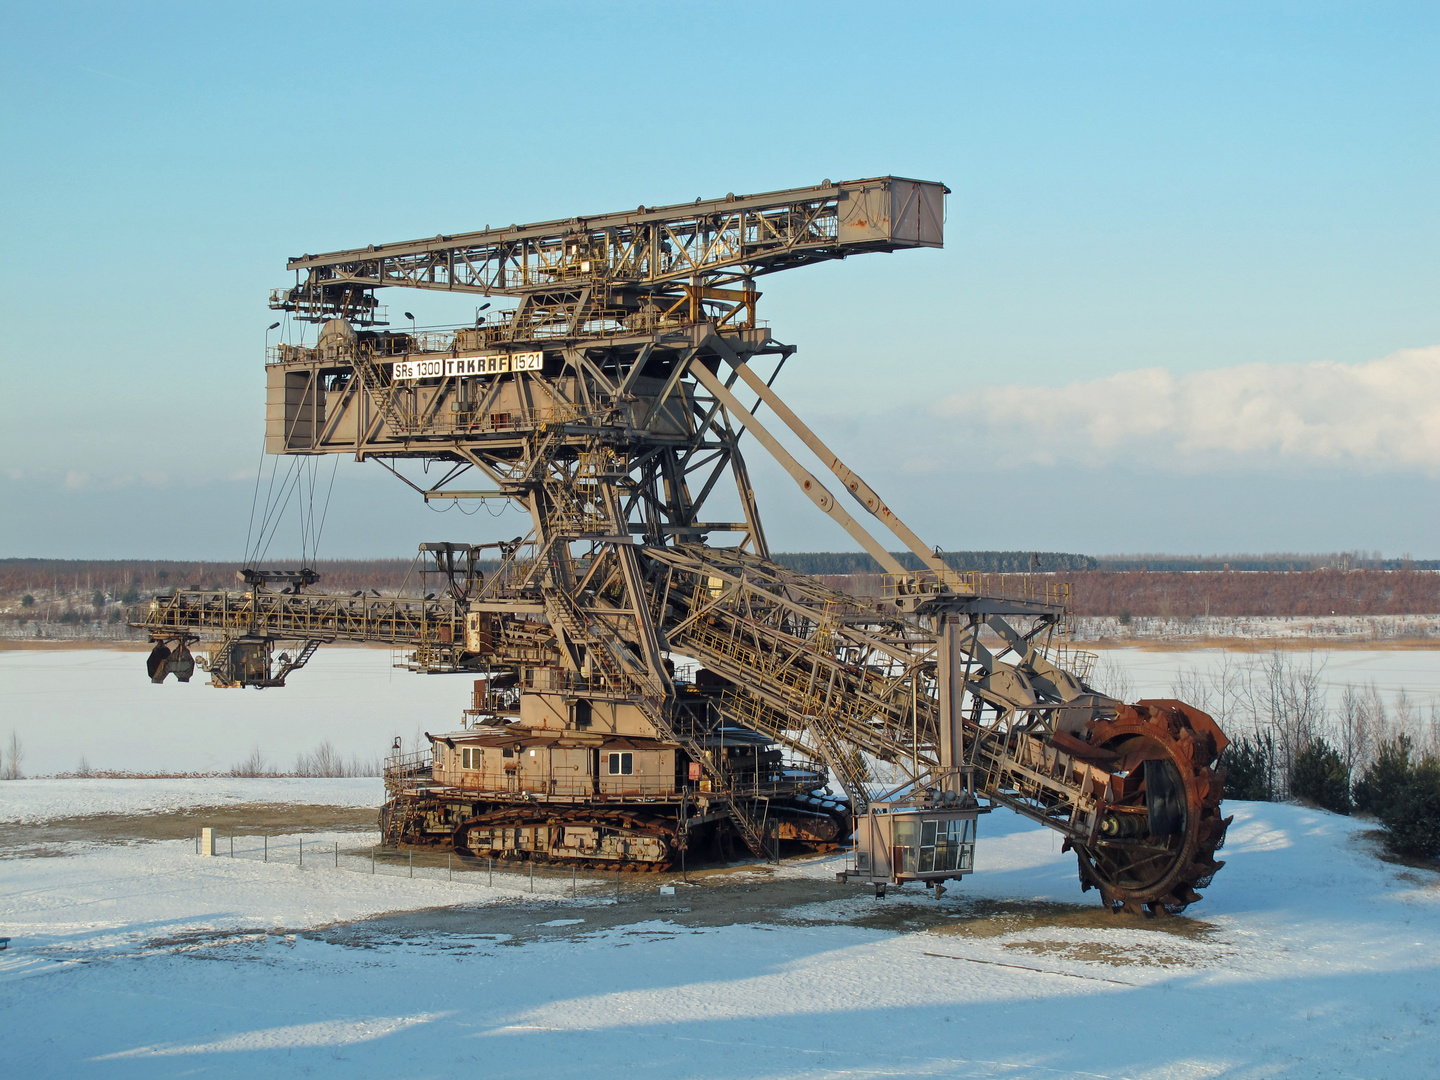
top-left (1, 778), bottom-right (1438, 1078)
top-left (1074, 614), bottom-right (1440, 645)
top-left (0, 776), bottom-right (381, 823)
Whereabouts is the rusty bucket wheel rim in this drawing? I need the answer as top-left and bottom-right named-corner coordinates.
top-left (1074, 701), bottom-right (1230, 916)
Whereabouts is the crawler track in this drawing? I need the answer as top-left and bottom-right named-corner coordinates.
top-left (452, 807), bottom-right (679, 871)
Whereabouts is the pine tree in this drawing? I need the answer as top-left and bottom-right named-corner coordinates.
top-left (1290, 738), bottom-right (1351, 815)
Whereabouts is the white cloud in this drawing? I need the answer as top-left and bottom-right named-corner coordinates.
top-left (933, 345), bottom-right (1440, 473)
top-left (63, 470), bottom-right (91, 491)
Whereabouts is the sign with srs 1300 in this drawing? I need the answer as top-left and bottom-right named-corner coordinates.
top-left (392, 352), bottom-right (543, 381)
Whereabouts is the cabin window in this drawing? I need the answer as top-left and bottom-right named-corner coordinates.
top-left (892, 815), bottom-right (976, 875)
top-left (461, 748), bottom-right (473, 769)
top-left (572, 699), bottom-right (592, 729)
top-left (502, 746), bottom-right (514, 759)
top-left (607, 752), bottom-right (633, 775)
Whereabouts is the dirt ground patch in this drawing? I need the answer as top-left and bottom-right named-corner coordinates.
top-left (309, 863), bottom-right (1217, 954)
top-left (0, 802), bottom-right (378, 857)
top-left (1001, 938), bottom-right (1201, 967)
top-left (919, 897), bottom-right (1218, 942)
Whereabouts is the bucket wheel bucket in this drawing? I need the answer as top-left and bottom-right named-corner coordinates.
top-left (1071, 699), bottom-right (1233, 915)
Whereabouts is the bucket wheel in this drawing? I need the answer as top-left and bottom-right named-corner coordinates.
top-left (1070, 699), bottom-right (1232, 915)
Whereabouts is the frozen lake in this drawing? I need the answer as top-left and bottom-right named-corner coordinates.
top-left (0, 647), bottom-right (474, 776)
top-left (3, 645), bottom-right (1439, 775)
top-left (1098, 645), bottom-right (1440, 702)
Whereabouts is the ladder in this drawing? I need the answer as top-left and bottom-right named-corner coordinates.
top-left (274, 639), bottom-right (322, 683)
top-left (724, 797), bottom-right (772, 859)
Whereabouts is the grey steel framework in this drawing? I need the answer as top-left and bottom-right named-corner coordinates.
top-left (135, 177), bottom-right (1230, 913)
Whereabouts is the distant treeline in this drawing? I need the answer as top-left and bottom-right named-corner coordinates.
top-left (5, 555), bottom-right (1440, 618)
top-left (1065, 569), bottom-right (1440, 618)
top-left (1095, 554), bottom-right (1440, 572)
top-left (768, 551), bottom-right (1440, 574)
top-left (0, 558), bottom-right (475, 600)
top-left (772, 551), bottom-right (1101, 574)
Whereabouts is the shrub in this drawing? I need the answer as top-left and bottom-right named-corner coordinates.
top-left (1290, 737), bottom-right (1351, 815)
top-left (91, 590), bottom-right (106, 609)
top-left (1377, 757), bottom-right (1440, 859)
top-left (1353, 735), bottom-right (1413, 814)
top-left (21, 594), bottom-right (35, 607)
top-left (230, 746), bottom-right (276, 778)
top-left (1217, 733), bottom-right (1273, 801)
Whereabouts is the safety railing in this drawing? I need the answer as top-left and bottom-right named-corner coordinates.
top-left (882, 572), bottom-right (1072, 608)
top-left (428, 767), bottom-right (680, 798)
top-left (132, 591), bottom-right (465, 646)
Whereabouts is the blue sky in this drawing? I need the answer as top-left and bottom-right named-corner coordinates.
top-left (2, 2), bottom-right (1437, 558)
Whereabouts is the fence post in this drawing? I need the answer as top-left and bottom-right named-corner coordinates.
top-left (371, 847), bottom-right (375, 874)
top-left (572, 864), bottom-right (576, 897)
top-left (448, 853), bottom-right (452, 882)
top-left (615, 865), bottom-right (620, 903)
top-left (230, 835), bottom-right (234, 859)
top-left (409, 850), bottom-right (413, 879)
top-left (529, 859), bottom-right (534, 893)
top-left (299, 837), bottom-right (303, 868)
top-left (489, 857), bottom-right (493, 886)
top-left (264, 835), bottom-right (268, 863)
top-left (334, 841), bottom-right (338, 868)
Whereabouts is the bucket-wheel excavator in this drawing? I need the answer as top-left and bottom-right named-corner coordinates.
top-left (133, 177), bottom-right (1230, 913)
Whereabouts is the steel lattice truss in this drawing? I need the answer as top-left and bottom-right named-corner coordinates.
top-left (272, 177), bottom-right (945, 328)
top-left (133, 175), bottom-right (1232, 909)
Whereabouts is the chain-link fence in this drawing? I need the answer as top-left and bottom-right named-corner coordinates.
top-left (192, 828), bottom-right (683, 903)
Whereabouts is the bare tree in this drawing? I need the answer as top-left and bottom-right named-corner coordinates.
top-left (1172, 665), bottom-right (1213, 716)
top-left (1240, 650), bottom-right (1328, 797)
top-left (4, 731), bottom-right (24, 780)
top-left (1171, 652), bottom-right (1245, 731)
top-left (1090, 652), bottom-right (1136, 703)
top-left (1395, 688), bottom-right (1417, 743)
top-left (229, 746), bottom-right (275, 777)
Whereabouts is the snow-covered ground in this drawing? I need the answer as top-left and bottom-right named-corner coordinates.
top-left (1, 779), bottom-right (1437, 1078)
top-left (0, 776), bottom-right (382, 823)
top-left (1075, 613), bottom-right (1440, 644)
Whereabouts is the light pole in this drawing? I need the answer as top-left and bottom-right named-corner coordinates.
top-left (264, 320), bottom-right (281, 354)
